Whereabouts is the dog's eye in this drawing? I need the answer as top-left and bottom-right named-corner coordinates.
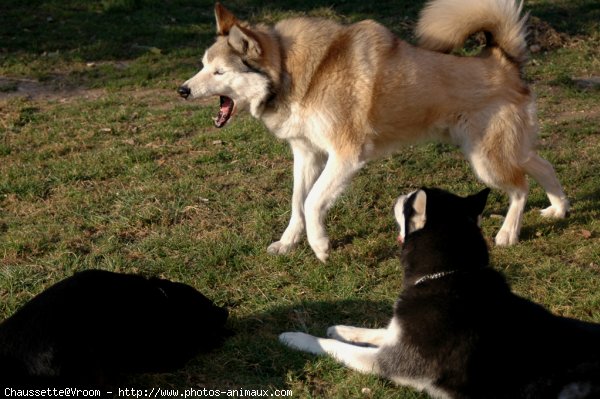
top-left (214, 69), bottom-right (225, 75)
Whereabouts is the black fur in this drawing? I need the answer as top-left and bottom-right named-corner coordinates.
top-left (0, 270), bottom-right (229, 387)
top-left (380, 187), bottom-right (600, 398)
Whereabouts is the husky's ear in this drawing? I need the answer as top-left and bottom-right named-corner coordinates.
top-left (467, 188), bottom-right (490, 217)
top-left (228, 24), bottom-right (262, 59)
top-left (411, 190), bottom-right (427, 231)
top-left (215, 3), bottom-right (238, 35)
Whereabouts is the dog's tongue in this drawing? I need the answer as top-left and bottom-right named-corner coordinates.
top-left (215, 96), bottom-right (234, 128)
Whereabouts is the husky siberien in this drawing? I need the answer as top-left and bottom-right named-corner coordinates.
top-left (280, 188), bottom-right (600, 398)
top-left (0, 270), bottom-right (229, 386)
top-left (178, 0), bottom-right (569, 262)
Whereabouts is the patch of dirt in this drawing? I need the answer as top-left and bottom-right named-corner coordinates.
top-left (554, 106), bottom-right (600, 123)
top-left (0, 76), bottom-right (105, 102)
top-left (0, 76), bottom-right (215, 112)
top-left (527, 16), bottom-right (570, 53)
top-left (572, 76), bottom-right (600, 91)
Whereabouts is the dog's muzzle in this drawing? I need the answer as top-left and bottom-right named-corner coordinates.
top-left (177, 85), bottom-right (191, 99)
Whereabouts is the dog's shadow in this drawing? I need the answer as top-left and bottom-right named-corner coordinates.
top-left (125, 299), bottom-right (393, 392)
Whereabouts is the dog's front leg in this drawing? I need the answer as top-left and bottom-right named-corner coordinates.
top-left (268, 140), bottom-right (326, 255)
top-left (327, 325), bottom-right (389, 347)
top-left (304, 154), bottom-right (364, 262)
top-left (279, 332), bottom-right (381, 375)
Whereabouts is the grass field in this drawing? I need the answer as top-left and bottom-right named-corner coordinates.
top-left (1, 0), bottom-right (599, 397)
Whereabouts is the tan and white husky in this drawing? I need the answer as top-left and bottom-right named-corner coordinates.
top-left (179, 0), bottom-right (569, 262)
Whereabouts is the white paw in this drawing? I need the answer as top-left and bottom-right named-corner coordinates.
top-left (267, 240), bottom-right (294, 255)
top-left (540, 204), bottom-right (568, 219)
top-left (495, 230), bottom-right (518, 246)
top-left (315, 250), bottom-right (329, 263)
top-left (309, 236), bottom-right (330, 263)
top-left (279, 332), bottom-right (322, 355)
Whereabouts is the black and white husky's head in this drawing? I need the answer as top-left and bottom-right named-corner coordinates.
top-left (394, 187), bottom-right (490, 244)
top-left (394, 187), bottom-right (491, 285)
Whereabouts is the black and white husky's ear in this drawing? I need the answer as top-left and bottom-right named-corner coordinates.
top-left (215, 3), bottom-right (238, 35)
top-left (228, 24), bottom-right (263, 60)
top-left (411, 190), bottom-right (427, 231)
top-left (466, 188), bottom-right (490, 225)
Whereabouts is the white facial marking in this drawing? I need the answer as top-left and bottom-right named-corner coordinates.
top-left (181, 44), bottom-right (271, 121)
top-left (394, 191), bottom-right (414, 243)
top-left (394, 190), bottom-right (428, 243)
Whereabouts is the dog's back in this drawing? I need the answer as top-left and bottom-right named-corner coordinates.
top-left (0, 270), bottom-right (228, 386)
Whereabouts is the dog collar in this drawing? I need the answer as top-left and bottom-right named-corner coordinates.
top-left (414, 270), bottom-right (458, 286)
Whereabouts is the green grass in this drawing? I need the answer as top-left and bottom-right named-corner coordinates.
top-left (1, 0), bottom-right (599, 398)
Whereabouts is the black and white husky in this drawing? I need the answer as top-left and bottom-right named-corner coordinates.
top-left (280, 188), bottom-right (600, 398)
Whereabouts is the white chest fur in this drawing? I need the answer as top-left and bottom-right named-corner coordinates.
top-left (262, 103), bottom-right (334, 153)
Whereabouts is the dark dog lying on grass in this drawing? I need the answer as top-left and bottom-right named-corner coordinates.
top-left (281, 188), bottom-right (600, 398)
top-left (0, 269), bottom-right (229, 387)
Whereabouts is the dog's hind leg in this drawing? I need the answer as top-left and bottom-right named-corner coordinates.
top-left (268, 140), bottom-right (326, 255)
top-left (521, 152), bottom-right (569, 218)
top-left (467, 147), bottom-right (528, 246)
top-left (279, 332), bottom-right (382, 375)
top-left (304, 153), bottom-right (365, 262)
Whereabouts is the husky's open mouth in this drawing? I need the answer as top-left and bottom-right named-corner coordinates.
top-left (214, 96), bottom-right (235, 128)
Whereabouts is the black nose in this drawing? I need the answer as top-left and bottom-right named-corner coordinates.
top-left (177, 86), bottom-right (191, 99)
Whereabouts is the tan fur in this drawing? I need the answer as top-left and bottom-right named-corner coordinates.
top-left (214, 2), bottom-right (237, 35)
top-left (416, 0), bottom-right (528, 63)
top-left (180, 0), bottom-right (569, 260)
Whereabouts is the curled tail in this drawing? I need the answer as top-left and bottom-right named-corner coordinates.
top-left (416, 0), bottom-right (528, 66)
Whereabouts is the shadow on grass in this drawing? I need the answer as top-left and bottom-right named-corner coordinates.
top-left (127, 299), bottom-right (393, 390)
top-left (0, 0), bottom-right (424, 63)
top-left (526, 1), bottom-right (600, 37)
top-left (0, 0), bottom-right (211, 60)
top-left (1, 0), bottom-right (596, 63)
